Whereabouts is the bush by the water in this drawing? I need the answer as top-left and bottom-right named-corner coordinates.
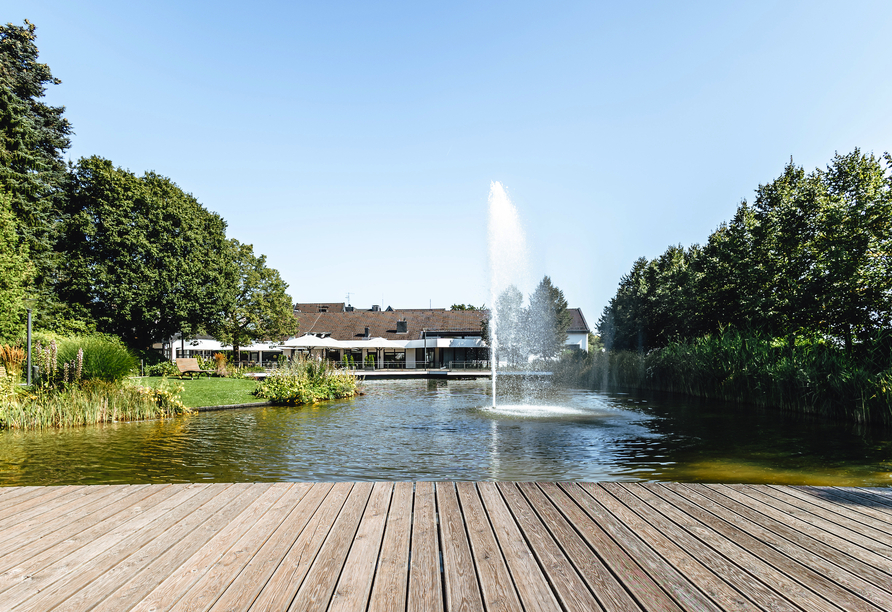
top-left (57, 335), bottom-right (138, 381)
top-left (254, 357), bottom-right (357, 405)
top-left (0, 379), bottom-right (187, 429)
top-left (146, 360), bottom-right (179, 377)
top-left (555, 330), bottom-right (892, 425)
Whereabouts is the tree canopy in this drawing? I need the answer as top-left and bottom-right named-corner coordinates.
top-left (209, 239), bottom-right (298, 359)
top-left (0, 189), bottom-right (31, 341)
top-left (58, 156), bottom-right (232, 348)
top-left (488, 276), bottom-right (572, 365)
top-left (599, 150), bottom-right (892, 353)
top-left (0, 21), bottom-right (72, 309)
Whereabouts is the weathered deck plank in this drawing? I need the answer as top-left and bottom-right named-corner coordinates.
top-left (0, 482), bottom-right (890, 612)
top-left (436, 482), bottom-right (483, 612)
top-left (638, 484), bottom-right (861, 612)
top-left (592, 483), bottom-right (775, 612)
top-left (368, 481), bottom-right (413, 612)
top-left (407, 481), bottom-right (444, 612)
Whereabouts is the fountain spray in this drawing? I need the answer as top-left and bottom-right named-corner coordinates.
top-left (487, 181), bottom-right (528, 408)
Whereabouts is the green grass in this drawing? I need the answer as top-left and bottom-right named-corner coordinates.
top-left (138, 376), bottom-right (259, 408)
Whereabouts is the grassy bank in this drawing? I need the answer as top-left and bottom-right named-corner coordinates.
top-left (0, 379), bottom-right (187, 429)
top-left (555, 331), bottom-right (892, 425)
top-left (139, 376), bottom-right (259, 408)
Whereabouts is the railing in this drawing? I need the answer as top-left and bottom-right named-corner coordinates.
top-left (335, 361), bottom-right (492, 371)
top-left (447, 361), bottom-right (492, 370)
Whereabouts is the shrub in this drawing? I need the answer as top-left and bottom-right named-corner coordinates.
top-left (58, 335), bottom-right (138, 382)
top-left (254, 356), bottom-right (357, 405)
top-left (0, 344), bottom-right (25, 379)
top-left (146, 361), bottom-right (179, 377)
top-left (213, 352), bottom-right (229, 377)
top-left (554, 330), bottom-right (892, 425)
top-left (0, 379), bottom-right (188, 430)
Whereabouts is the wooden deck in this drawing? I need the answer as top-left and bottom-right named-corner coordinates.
top-left (1, 483), bottom-right (891, 611)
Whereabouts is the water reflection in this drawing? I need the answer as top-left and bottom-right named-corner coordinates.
top-left (1, 380), bottom-right (891, 486)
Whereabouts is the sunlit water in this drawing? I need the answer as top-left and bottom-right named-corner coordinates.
top-left (1, 380), bottom-right (891, 486)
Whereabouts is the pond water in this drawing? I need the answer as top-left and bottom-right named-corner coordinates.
top-left (1, 379), bottom-right (891, 486)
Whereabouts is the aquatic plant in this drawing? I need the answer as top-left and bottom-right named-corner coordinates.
top-left (254, 356), bottom-right (357, 405)
top-left (554, 330), bottom-right (892, 425)
top-left (0, 379), bottom-right (188, 430)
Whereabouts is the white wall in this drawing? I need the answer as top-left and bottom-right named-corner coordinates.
top-left (566, 332), bottom-right (589, 352)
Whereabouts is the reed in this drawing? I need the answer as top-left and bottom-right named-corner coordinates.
top-left (555, 330), bottom-right (892, 425)
top-left (0, 379), bottom-right (187, 430)
top-left (254, 356), bottom-right (358, 405)
top-left (0, 345), bottom-right (25, 378)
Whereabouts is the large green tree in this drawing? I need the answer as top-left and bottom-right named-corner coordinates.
top-left (0, 21), bottom-right (71, 312)
top-left (527, 275), bottom-right (572, 359)
top-left (59, 156), bottom-right (231, 348)
top-left (0, 189), bottom-right (31, 341)
top-left (599, 149), bottom-right (892, 354)
top-left (209, 239), bottom-right (298, 360)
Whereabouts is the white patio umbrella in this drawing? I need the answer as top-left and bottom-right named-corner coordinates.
top-left (280, 334), bottom-right (345, 349)
top-left (279, 335), bottom-right (346, 360)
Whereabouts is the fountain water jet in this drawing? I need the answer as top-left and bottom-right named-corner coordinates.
top-left (487, 181), bottom-right (529, 408)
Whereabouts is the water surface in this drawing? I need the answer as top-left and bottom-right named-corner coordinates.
top-left (1, 379), bottom-right (890, 486)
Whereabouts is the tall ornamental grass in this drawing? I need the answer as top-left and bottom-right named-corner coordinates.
top-left (58, 335), bottom-right (138, 381)
top-left (254, 357), bottom-right (358, 405)
top-left (0, 379), bottom-right (187, 430)
top-left (554, 330), bottom-right (892, 425)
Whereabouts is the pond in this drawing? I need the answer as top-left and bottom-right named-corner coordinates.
top-left (1, 379), bottom-right (891, 486)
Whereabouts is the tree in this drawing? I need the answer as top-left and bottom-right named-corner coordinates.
top-left (209, 239), bottom-right (298, 361)
top-left (58, 156), bottom-right (231, 348)
top-left (599, 149), bottom-right (892, 354)
top-left (598, 257), bottom-right (650, 351)
top-left (527, 275), bottom-right (572, 359)
top-left (0, 189), bottom-right (31, 341)
top-left (814, 150), bottom-right (892, 351)
top-left (450, 303), bottom-right (484, 311)
top-left (491, 285), bottom-right (526, 366)
top-left (0, 21), bottom-right (72, 311)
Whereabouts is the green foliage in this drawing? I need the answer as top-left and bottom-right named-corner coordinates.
top-left (254, 357), bottom-right (357, 405)
top-left (489, 276), bottom-right (571, 365)
top-left (527, 276), bottom-right (572, 359)
top-left (145, 360), bottom-right (179, 377)
top-left (555, 330), bottom-right (892, 425)
top-left (209, 239), bottom-right (297, 360)
top-left (57, 335), bottom-right (137, 382)
top-left (0, 189), bottom-right (31, 341)
top-left (450, 303), bottom-right (484, 311)
top-left (0, 21), bottom-right (72, 317)
top-left (58, 156), bottom-right (232, 348)
top-left (599, 150), bottom-right (892, 353)
top-left (30, 334), bottom-right (137, 385)
top-left (0, 379), bottom-right (187, 430)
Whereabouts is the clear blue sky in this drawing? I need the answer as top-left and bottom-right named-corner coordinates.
top-left (8, 1), bottom-right (892, 327)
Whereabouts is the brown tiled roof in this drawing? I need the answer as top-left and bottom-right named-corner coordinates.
top-left (295, 309), bottom-right (487, 341)
top-left (567, 308), bottom-right (591, 333)
top-left (293, 303), bottom-right (346, 313)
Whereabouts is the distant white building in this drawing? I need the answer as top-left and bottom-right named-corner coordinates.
top-left (154, 302), bottom-right (592, 368)
top-left (565, 308), bottom-right (592, 352)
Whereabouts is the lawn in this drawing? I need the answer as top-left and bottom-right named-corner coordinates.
top-left (138, 376), bottom-right (260, 408)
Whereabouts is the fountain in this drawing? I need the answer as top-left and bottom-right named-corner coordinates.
top-left (487, 181), bottom-right (541, 409)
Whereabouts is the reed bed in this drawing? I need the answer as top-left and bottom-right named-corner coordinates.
top-left (555, 331), bottom-right (892, 425)
top-left (254, 357), bottom-right (358, 405)
top-left (0, 380), bottom-right (188, 430)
